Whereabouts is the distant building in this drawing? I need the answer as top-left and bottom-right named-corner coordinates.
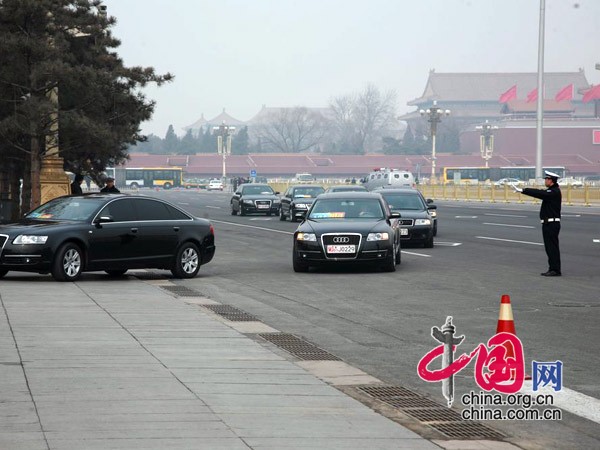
top-left (183, 109), bottom-right (246, 135)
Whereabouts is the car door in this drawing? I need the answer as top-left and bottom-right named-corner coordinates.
top-left (281, 188), bottom-right (293, 215)
top-left (87, 198), bottom-right (139, 269)
top-left (132, 198), bottom-right (179, 265)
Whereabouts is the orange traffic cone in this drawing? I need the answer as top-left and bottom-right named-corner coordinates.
top-left (496, 294), bottom-right (531, 380)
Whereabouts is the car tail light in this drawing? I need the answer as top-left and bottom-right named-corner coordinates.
top-left (209, 224), bottom-right (215, 236)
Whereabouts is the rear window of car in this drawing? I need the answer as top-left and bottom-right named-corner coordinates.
top-left (381, 193), bottom-right (425, 211)
top-left (134, 199), bottom-right (173, 221)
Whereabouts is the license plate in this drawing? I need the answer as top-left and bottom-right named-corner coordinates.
top-left (257, 204), bottom-right (269, 209)
top-left (327, 245), bottom-right (356, 254)
top-left (400, 228), bottom-right (409, 236)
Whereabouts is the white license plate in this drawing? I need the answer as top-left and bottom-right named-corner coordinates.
top-left (400, 228), bottom-right (409, 236)
top-left (256, 204), bottom-right (269, 209)
top-left (327, 245), bottom-right (356, 254)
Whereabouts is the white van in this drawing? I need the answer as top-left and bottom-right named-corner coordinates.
top-left (362, 168), bottom-right (415, 191)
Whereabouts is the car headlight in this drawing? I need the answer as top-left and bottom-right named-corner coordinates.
top-left (429, 211), bottom-right (437, 218)
top-left (415, 219), bottom-right (431, 226)
top-left (243, 199), bottom-right (254, 205)
top-left (13, 235), bottom-right (48, 245)
top-left (367, 232), bottom-right (389, 241)
top-left (296, 232), bottom-right (317, 241)
top-left (295, 203), bottom-right (309, 209)
top-left (272, 199), bottom-right (280, 204)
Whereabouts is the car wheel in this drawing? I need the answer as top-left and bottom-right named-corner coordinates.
top-left (433, 223), bottom-right (437, 237)
top-left (381, 245), bottom-right (396, 272)
top-left (279, 208), bottom-right (286, 221)
top-left (424, 236), bottom-right (434, 248)
top-left (289, 208), bottom-right (296, 222)
top-left (293, 251), bottom-right (309, 273)
top-left (163, 182), bottom-right (172, 190)
top-left (240, 206), bottom-right (246, 216)
top-left (231, 204), bottom-right (237, 215)
top-left (51, 242), bottom-right (83, 282)
top-left (105, 269), bottom-right (128, 277)
top-left (0, 269), bottom-right (8, 279)
top-left (171, 242), bottom-right (200, 279)
top-left (395, 243), bottom-right (401, 265)
top-left (130, 182), bottom-right (139, 189)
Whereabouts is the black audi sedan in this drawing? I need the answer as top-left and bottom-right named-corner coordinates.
top-left (230, 183), bottom-right (280, 216)
top-left (280, 185), bottom-right (325, 222)
top-left (292, 192), bottom-right (401, 272)
top-left (0, 194), bottom-right (215, 281)
top-left (374, 188), bottom-right (436, 248)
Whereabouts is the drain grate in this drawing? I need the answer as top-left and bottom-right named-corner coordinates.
top-left (356, 385), bottom-right (504, 439)
top-left (403, 407), bottom-right (464, 423)
top-left (430, 421), bottom-right (505, 439)
top-left (160, 285), bottom-right (201, 297)
top-left (258, 333), bottom-right (341, 361)
top-left (203, 304), bottom-right (258, 322)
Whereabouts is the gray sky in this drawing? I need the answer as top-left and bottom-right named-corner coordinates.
top-left (104, 0), bottom-right (600, 137)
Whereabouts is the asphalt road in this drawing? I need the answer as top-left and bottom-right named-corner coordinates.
top-left (141, 188), bottom-right (600, 447)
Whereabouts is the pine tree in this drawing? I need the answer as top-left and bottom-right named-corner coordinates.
top-left (164, 125), bottom-right (179, 153)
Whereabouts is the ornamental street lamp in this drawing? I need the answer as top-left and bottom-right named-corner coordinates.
top-left (419, 100), bottom-right (450, 184)
top-left (475, 120), bottom-right (498, 168)
top-left (212, 122), bottom-right (235, 182)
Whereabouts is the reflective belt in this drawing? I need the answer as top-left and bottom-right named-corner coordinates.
top-left (541, 218), bottom-right (561, 223)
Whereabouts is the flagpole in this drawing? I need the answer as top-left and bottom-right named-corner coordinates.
top-left (535, 0), bottom-right (545, 179)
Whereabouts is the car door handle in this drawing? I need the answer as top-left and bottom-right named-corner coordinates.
top-left (130, 227), bottom-right (138, 233)
top-left (173, 227), bottom-right (180, 232)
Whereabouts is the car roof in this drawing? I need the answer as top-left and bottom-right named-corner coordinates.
top-left (374, 188), bottom-right (420, 194)
top-left (290, 184), bottom-right (324, 189)
top-left (242, 183), bottom-right (270, 187)
top-left (316, 192), bottom-right (384, 200)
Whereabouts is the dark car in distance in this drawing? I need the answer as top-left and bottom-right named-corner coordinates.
top-left (293, 192), bottom-right (401, 272)
top-left (230, 183), bottom-right (281, 216)
top-left (325, 185), bottom-right (368, 193)
top-left (280, 185), bottom-right (325, 222)
top-left (374, 188), bottom-right (436, 247)
top-left (0, 194), bottom-right (215, 281)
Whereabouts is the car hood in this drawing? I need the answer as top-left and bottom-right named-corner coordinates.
top-left (291, 198), bottom-right (317, 204)
top-left (301, 219), bottom-right (388, 235)
top-left (239, 194), bottom-right (279, 200)
top-left (391, 210), bottom-right (430, 219)
top-left (0, 219), bottom-right (75, 235)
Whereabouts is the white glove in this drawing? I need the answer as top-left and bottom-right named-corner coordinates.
top-left (511, 185), bottom-right (523, 193)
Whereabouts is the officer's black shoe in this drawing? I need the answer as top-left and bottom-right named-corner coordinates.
top-left (541, 270), bottom-right (561, 277)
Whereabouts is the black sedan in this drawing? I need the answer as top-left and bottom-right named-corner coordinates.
top-left (0, 194), bottom-right (215, 281)
top-left (292, 192), bottom-right (401, 272)
top-left (230, 183), bottom-right (280, 216)
top-left (280, 185), bottom-right (325, 222)
top-left (374, 188), bottom-right (436, 247)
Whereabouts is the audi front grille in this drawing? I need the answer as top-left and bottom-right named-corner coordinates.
top-left (399, 219), bottom-right (414, 226)
top-left (321, 233), bottom-right (362, 259)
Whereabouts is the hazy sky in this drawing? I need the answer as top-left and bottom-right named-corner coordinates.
top-left (104, 0), bottom-right (600, 137)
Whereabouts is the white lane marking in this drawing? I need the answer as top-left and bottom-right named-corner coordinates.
top-left (455, 215), bottom-right (478, 218)
top-left (401, 251), bottom-right (431, 258)
top-left (476, 236), bottom-right (543, 246)
top-left (520, 381), bottom-right (600, 424)
top-left (178, 202), bottom-right (190, 205)
top-left (484, 213), bottom-right (527, 218)
top-left (483, 222), bottom-right (535, 229)
top-left (210, 219), bottom-right (293, 235)
top-left (434, 242), bottom-right (462, 247)
top-left (249, 218), bottom-right (273, 221)
top-left (205, 206), bottom-right (221, 209)
top-left (594, 239), bottom-right (600, 243)
top-left (562, 214), bottom-right (581, 217)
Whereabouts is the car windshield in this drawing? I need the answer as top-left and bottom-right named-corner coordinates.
top-left (293, 187), bottom-right (324, 198)
top-left (381, 193), bottom-right (425, 211)
top-left (243, 186), bottom-right (274, 195)
top-left (309, 198), bottom-right (384, 220)
top-left (329, 186), bottom-right (366, 192)
top-left (26, 197), bottom-right (105, 221)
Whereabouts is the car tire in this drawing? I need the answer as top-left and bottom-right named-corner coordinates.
top-left (130, 182), bottom-right (139, 189)
top-left (381, 245), bottom-right (396, 272)
top-left (293, 251), bottom-right (309, 273)
top-left (433, 223), bottom-right (437, 237)
top-left (424, 236), bottom-right (434, 248)
top-left (240, 207), bottom-right (246, 216)
top-left (395, 243), bottom-right (401, 265)
top-left (51, 242), bottom-right (83, 282)
top-left (231, 205), bottom-right (237, 215)
top-left (105, 269), bottom-right (128, 277)
top-left (171, 242), bottom-right (200, 279)
top-left (163, 182), bottom-right (172, 190)
top-left (0, 269), bottom-right (8, 279)
top-left (279, 208), bottom-right (286, 221)
top-left (289, 208), bottom-right (296, 222)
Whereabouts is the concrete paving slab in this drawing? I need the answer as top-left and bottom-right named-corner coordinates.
top-left (244, 437), bottom-right (440, 449)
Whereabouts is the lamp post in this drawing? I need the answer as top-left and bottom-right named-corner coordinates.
top-left (420, 100), bottom-right (450, 184)
top-left (212, 122), bottom-right (235, 182)
top-left (475, 120), bottom-right (498, 168)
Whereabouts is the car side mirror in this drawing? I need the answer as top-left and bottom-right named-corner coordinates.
top-left (426, 198), bottom-right (434, 204)
top-left (427, 205), bottom-right (437, 210)
top-left (389, 212), bottom-right (401, 219)
top-left (275, 191), bottom-right (280, 195)
top-left (94, 215), bottom-right (113, 225)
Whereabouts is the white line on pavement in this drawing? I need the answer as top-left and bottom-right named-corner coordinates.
top-left (249, 218), bottom-right (273, 221)
top-left (434, 242), bottom-right (462, 247)
top-left (476, 236), bottom-right (543, 246)
top-left (178, 202), bottom-right (190, 205)
top-left (484, 213), bottom-right (527, 218)
top-left (562, 214), bottom-right (581, 217)
top-left (455, 216), bottom-right (478, 218)
top-left (520, 381), bottom-right (600, 424)
top-left (401, 251), bottom-right (431, 258)
top-left (483, 222), bottom-right (535, 229)
top-left (210, 219), bottom-right (293, 235)
top-left (593, 239), bottom-right (600, 243)
top-left (205, 206), bottom-right (221, 209)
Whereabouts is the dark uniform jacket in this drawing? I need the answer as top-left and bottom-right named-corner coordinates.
top-left (100, 185), bottom-right (121, 193)
top-left (70, 182), bottom-right (83, 195)
top-left (521, 184), bottom-right (561, 220)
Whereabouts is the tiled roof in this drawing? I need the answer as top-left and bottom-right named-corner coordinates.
top-left (408, 71), bottom-right (590, 105)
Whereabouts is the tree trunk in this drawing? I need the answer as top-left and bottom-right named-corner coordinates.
top-left (9, 169), bottom-right (21, 221)
top-left (30, 135), bottom-right (41, 210)
top-left (22, 155), bottom-right (32, 214)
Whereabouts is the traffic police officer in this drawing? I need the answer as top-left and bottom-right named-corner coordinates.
top-left (512, 171), bottom-right (562, 276)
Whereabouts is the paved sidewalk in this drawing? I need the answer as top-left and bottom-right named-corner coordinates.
top-left (0, 273), bottom-right (438, 450)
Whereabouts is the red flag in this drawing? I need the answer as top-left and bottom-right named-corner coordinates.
top-left (554, 84), bottom-right (573, 102)
top-left (526, 88), bottom-right (538, 103)
top-left (582, 84), bottom-right (600, 103)
top-left (499, 85), bottom-right (517, 103)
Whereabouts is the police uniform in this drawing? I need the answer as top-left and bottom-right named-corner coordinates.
top-left (518, 171), bottom-right (562, 276)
